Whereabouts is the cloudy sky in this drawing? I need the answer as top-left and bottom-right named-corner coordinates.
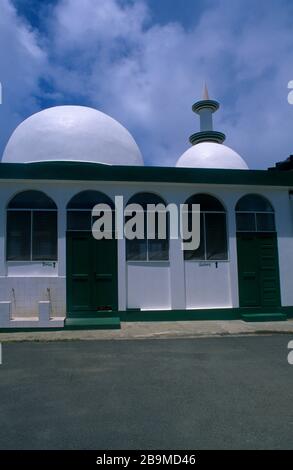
top-left (0, 0), bottom-right (292, 168)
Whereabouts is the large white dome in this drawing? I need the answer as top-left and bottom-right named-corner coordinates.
top-left (2, 105), bottom-right (144, 166)
top-left (176, 142), bottom-right (248, 170)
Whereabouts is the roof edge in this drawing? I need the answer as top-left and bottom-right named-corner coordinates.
top-left (0, 161), bottom-right (291, 187)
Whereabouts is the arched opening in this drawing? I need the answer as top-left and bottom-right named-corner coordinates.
top-left (67, 190), bottom-right (115, 231)
top-left (235, 194), bottom-right (275, 232)
top-left (66, 191), bottom-right (117, 315)
top-left (125, 192), bottom-right (169, 261)
top-left (184, 193), bottom-right (228, 261)
top-left (6, 190), bottom-right (57, 261)
top-left (235, 194), bottom-right (280, 309)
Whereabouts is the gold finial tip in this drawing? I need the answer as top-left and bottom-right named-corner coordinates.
top-left (202, 82), bottom-right (210, 100)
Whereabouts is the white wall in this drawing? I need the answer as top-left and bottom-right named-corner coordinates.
top-left (0, 179), bottom-right (292, 317)
top-left (274, 191), bottom-right (293, 306)
top-left (127, 262), bottom-right (171, 310)
top-left (7, 261), bottom-right (58, 277)
top-left (0, 277), bottom-right (65, 318)
top-left (185, 262), bottom-right (232, 308)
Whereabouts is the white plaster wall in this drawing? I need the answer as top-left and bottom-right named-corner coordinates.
top-left (273, 191), bottom-right (293, 306)
top-left (185, 261), bottom-right (232, 308)
top-left (0, 277), bottom-right (66, 318)
top-left (0, 179), bottom-right (292, 318)
top-left (7, 262), bottom-right (58, 277)
top-left (122, 184), bottom-right (236, 311)
top-left (127, 262), bottom-right (171, 310)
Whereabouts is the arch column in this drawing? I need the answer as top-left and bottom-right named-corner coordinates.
top-left (117, 237), bottom-right (127, 311)
top-left (226, 197), bottom-right (239, 308)
top-left (57, 205), bottom-right (67, 277)
top-left (0, 202), bottom-right (6, 277)
top-left (169, 236), bottom-right (186, 309)
top-left (168, 198), bottom-right (186, 310)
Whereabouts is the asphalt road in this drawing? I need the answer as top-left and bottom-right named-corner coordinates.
top-left (0, 335), bottom-right (293, 450)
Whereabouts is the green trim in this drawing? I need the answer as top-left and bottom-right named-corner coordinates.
top-left (0, 161), bottom-right (292, 187)
top-left (189, 131), bottom-right (226, 145)
top-left (237, 232), bottom-right (281, 309)
top-left (281, 306), bottom-right (293, 318)
top-left (0, 306), bottom-right (292, 333)
top-left (241, 313), bottom-right (287, 322)
top-left (119, 308), bottom-right (241, 322)
top-left (65, 317), bottom-right (121, 330)
top-left (66, 231), bottom-right (118, 316)
top-left (119, 306), bottom-right (292, 322)
top-left (0, 327), bottom-right (64, 333)
top-left (192, 100), bottom-right (219, 114)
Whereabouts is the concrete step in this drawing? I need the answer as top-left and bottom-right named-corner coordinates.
top-left (241, 313), bottom-right (287, 322)
top-left (65, 316), bottom-right (121, 330)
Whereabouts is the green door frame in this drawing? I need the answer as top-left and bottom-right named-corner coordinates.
top-left (66, 231), bottom-right (118, 317)
top-left (237, 231), bottom-right (281, 309)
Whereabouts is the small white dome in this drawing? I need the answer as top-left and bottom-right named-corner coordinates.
top-left (176, 142), bottom-right (248, 170)
top-left (2, 105), bottom-right (143, 166)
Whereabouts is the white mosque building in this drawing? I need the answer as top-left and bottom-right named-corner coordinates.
top-left (0, 88), bottom-right (292, 329)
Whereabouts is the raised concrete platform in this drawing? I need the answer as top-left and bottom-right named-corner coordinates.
top-left (241, 313), bottom-right (287, 322)
top-left (0, 319), bottom-right (293, 342)
top-left (9, 317), bottom-right (65, 328)
top-left (0, 300), bottom-right (65, 328)
top-left (65, 317), bottom-right (121, 330)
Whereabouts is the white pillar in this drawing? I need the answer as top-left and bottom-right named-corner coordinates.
top-left (39, 301), bottom-right (51, 323)
top-left (58, 206), bottom-right (67, 277)
top-left (0, 301), bottom-right (11, 327)
top-left (169, 237), bottom-right (186, 310)
top-left (199, 108), bottom-right (213, 131)
top-left (0, 203), bottom-right (6, 277)
top-left (226, 198), bottom-right (239, 308)
top-left (117, 237), bottom-right (127, 311)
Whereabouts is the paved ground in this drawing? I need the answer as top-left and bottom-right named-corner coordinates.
top-left (0, 335), bottom-right (293, 449)
top-left (1, 319), bottom-right (293, 342)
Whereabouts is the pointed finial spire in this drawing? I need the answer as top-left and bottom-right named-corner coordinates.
top-left (203, 82), bottom-right (210, 100)
top-left (189, 85), bottom-right (226, 145)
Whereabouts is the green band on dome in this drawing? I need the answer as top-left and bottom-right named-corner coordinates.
top-left (189, 131), bottom-right (226, 145)
top-left (192, 99), bottom-right (219, 114)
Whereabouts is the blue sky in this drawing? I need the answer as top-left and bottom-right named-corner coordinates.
top-left (0, 0), bottom-right (293, 168)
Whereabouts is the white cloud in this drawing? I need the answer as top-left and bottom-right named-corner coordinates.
top-left (1, 0), bottom-right (293, 168)
top-left (0, 0), bottom-right (46, 154)
top-left (52, 0), bottom-right (148, 49)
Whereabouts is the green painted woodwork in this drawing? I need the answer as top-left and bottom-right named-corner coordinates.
top-left (119, 308), bottom-right (241, 322)
top-left (0, 306), bottom-right (292, 333)
top-left (0, 161), bottom-right (292, 187)
top-left (241, 313), bottom-right (287, 322)
top-left (192, 99), bottom-right (220, 113)
top-left (120, 307), bottom-right (289, 322)
top-left (282, 306), bottom-right (293, 319)
top-left (189, 130), bottom-right (226, 145)
top-left (66, 231), bottom-right (118, 317)
top-left (65, 317), bottom-right (121, 329)
top-left (237, 232), bottom-right (281, 309)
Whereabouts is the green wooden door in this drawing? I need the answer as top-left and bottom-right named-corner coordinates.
top-left (66, 231), bottom-right (118, 316)
top-left (92, 236), bottom-right (118, 312)
top-left (237, 232), bottom-right (281, 308)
